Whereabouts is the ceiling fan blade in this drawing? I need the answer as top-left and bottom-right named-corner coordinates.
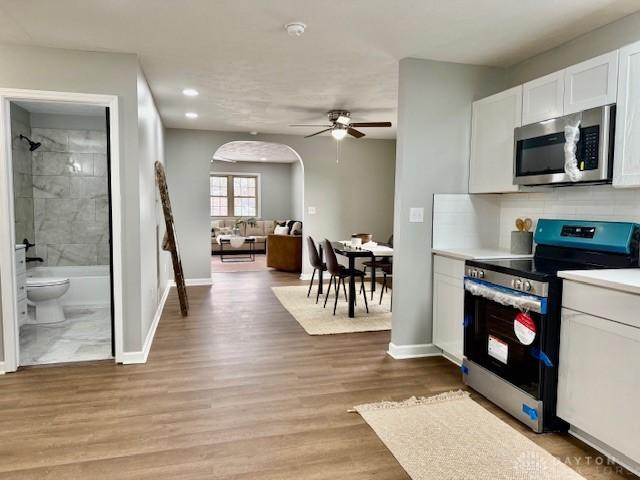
top-left (350, 122), bottom-right (392, 128)
top-left (289, 124), bottom-right (332, 127)
top-left (304, 128), bottom-right (333, 138)
top-left (212, 156), bottom-right (237, 163)
top-left (347, 128), bottom-right (365, 138)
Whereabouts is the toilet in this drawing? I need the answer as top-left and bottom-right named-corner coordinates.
top-left (26, 277), bottom-right (70, 324)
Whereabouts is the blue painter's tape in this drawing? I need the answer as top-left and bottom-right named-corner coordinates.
top-left (522, 403), bottom-right (538, 421)
top-left (531, 347), bottom-right (554, 367)
top-left (463, 314), bottom-right (472, 328)
top-left (461, 365), bottom-right (469, 375)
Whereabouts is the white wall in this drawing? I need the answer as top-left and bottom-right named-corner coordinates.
top-left (391, 58), bottom-right (507, 353)
top-left (165, 128), bottom-right (396, 280)
top-left (210, 160), bottom-right (295, 220)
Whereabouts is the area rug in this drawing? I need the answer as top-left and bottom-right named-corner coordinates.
top-left (353, 390), bottom-right (585, 480)
top-left (271, 284), bottom-right (391, 335)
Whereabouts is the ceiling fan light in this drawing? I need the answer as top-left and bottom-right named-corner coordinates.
top-left (336, 115), bottom-right (351, 126)
top-left (331, 128), bottom-right (348, 141)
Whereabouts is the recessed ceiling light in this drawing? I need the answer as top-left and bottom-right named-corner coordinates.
top-left (260, 157), bottom-right (267, 161)
top-left (249, 131), bottom-right (258, 136)
top-left (182, 88), bottom-right (199, 97)
top-left (185, 112), bottom-right (198, 119)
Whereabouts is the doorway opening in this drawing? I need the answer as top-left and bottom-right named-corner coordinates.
top-left (210, 141), bottom-right (304, 276)
top-left (0, 90), bottom-right (123, 372)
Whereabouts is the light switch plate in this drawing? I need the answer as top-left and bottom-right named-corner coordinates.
top-left (307, 206), bottom-right (316, 215)
top-left (409, 207), bottom-right (424, 223)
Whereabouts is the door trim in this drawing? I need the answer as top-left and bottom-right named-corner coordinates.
top-left (0, 88), bottom-right (124, 371)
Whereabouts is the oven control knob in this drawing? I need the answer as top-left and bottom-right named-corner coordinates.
top-left (471, 269), bottom-right (477, 278)
top-left (514, 279), bottom-right (522, 290)
top-left (523, 281), bottom-right (532, 292)
top-left (478, 270), bottom-right (485, 279)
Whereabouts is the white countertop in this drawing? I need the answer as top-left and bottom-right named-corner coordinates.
top-left (432, 247), bottom-right (533, 261)
top-left (558, 269), bottom-right (640, 295)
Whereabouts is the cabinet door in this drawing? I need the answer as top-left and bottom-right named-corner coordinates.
top-left (564, 51), bottom-right (618, 115)
top-left (522, 70), bottom-right (565, 125)
top-left (557, 308), bottom-right (640, 462)
top-left (614, 40), bottom-right (640, 188)
top-left (432, 272), bottom-right (464, 364)
top-left (469, 86), bottom-right (521, 194)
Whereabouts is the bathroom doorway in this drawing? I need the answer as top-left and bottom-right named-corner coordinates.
top-left (0, 90), bottom-right (123, 372)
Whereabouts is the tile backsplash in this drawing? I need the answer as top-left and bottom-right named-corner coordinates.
top-left (498, 186), bottom-right (640, 249)
top-left (433, 186), bottom-right (640, 252)
top-left (13, 124), bottom-right (110, 267)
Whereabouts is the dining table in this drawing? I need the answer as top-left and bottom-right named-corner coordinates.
top-left (317, 241), bottom-right (394, 318)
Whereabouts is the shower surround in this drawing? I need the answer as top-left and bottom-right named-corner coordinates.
top-left (30, 127), bottom-right (109, 266)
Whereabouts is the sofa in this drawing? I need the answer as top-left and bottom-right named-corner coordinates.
top-left (266, 234), bottom-right (302, 272)
top-left (211, 219), bottom-right (275, 253)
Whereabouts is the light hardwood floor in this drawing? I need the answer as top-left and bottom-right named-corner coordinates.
top-left (0, 270), bottom-right (634, 479)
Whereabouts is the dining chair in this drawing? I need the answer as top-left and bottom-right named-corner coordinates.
top-left (363, 234), bottom-right (393, 299)
top-left (306, 236), bottom-right (327, 303)
top-left (322, 239), bottom-right (369, 315)
top-left (379, 263), bottom-right (393, 311)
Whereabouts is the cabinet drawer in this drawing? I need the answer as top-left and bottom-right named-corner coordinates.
top-left (17, 299), bottom-right (28, 326)
top-left (562, 280), bottom-right (640, 329)
top-left (15, 251), bottom-right (26, 274)
top-left (16, 272), bottom-right (27, 299)
top-left (433, 255), bottom-right (465, 279)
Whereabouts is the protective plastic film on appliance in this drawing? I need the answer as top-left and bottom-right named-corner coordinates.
top-left (464, 278), bottom-right (545, 314)
top-left (564, 118), bottom-right (583, 182)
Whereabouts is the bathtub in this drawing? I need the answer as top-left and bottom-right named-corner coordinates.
top-left (27, 265), bottom-right (111, 306)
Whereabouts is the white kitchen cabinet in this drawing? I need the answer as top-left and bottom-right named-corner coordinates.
top-left (564, 51), bottom-right (618, 115)
top-left (558, 307), bottom-right (640, 465)
top-left (469, 86), bottom-right (521, 194)
top-left (614, 40), bottom-right (640, 188)
top-left (522, 70), bottom-right (565, 125)
top-left (432, 255), bottom-right (465, 364)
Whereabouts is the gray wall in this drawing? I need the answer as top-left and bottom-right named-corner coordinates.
top-left (210, 160), bottom-right (295, 220)
top-left (30, 112), bottom-right (107, 131)
top-left (508, 10), bottom-right (640, 85)
top-left (0, 43), bottom-right (165, 359)
top-left (291, 160), bottom-right (304, 222)
top-left (165, 129), bottom-right (396, 280)
top-left (391, 58), bottom-right (506, 350)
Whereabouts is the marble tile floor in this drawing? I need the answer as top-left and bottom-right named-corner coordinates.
top-left (19, 305), bottom-right (112, 366)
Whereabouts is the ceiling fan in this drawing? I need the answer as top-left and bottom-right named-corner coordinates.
top-left (289, 110), bottom-right (392, 140)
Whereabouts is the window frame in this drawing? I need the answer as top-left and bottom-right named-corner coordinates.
top-left (209, 172), bottom-right (261, 219)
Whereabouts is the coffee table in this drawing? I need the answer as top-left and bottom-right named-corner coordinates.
top-left (218, 236), bottom-right (256, 262)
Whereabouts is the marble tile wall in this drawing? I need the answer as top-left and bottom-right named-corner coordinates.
top-left (30, 127), bottom-right (110, 266)
top-left (11, 113), bottom-right (34, 245)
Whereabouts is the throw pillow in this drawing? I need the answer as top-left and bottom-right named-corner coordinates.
top-left (274, 226), bottom-right (289, 235)
top-left (290, 221), bottom-right (303, 236)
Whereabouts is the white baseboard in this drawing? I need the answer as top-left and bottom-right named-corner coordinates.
top-left (387, 342), bottom-right (442, 359)
top-left (0, 361), bottom-right (5, 374)
top-left (121, 283), bottom-right (170, 365)
top-left (170, 277), bottom-right (213, 286)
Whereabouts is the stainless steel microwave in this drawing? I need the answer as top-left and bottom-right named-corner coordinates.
top-left (513, 105), bottom-right (615, 186)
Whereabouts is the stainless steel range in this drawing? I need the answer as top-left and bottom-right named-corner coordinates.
top-left (462, 219), bottom-right (640, 432)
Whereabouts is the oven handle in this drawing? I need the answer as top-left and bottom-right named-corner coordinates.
top-left (464, 278), bottom-right (547, 314)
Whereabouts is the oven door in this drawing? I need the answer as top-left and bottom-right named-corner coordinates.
top-left (463, 279), bottom-right (545, 399)
top-left (513, 104), bottom-right (614, 186)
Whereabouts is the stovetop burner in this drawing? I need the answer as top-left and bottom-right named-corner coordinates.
top-left (465, 257), bottom-right (606, 282)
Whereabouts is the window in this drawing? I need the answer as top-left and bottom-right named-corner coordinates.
top-left (210, 174), bottom-right (259, 217)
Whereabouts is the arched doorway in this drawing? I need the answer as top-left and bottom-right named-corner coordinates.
top-left (209, 141), bottom-right (304, 274)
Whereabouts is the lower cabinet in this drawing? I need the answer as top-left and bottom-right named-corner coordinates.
top-left (558, 306), bottom-right (640, 467)
top-left (432, 255), bottom-right (465, 364)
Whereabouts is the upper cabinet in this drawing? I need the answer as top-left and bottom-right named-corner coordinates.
top-left (614, 40), bottom-right (640, 188)
top-left (564, 51), bottom-right (618, 115)
top-left (469, 86), bottom-right (522, 194)
top-left (522, 70), bottom-right (565, 125)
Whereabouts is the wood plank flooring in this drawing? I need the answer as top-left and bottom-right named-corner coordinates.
top-left (0, 270), bottom-right (635, 479)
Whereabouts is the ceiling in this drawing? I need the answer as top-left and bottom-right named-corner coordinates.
top-left (213, 141), bottom-right (301, 163)
top-left (1, 1), bottom-right (639, 139)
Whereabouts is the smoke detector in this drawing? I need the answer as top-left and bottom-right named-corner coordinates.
top-left (285, 22), bottom-right (306, 37)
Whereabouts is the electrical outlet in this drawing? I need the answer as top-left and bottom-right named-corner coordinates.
top-left (307, 206), bottom-right (316, 215)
